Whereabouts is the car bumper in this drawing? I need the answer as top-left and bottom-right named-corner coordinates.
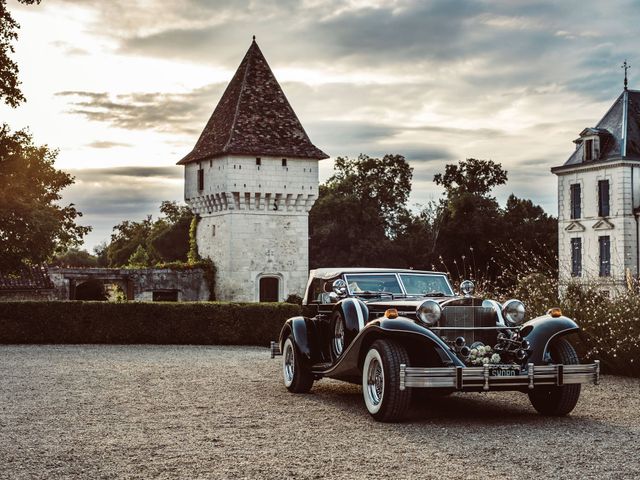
top-left (399, 361), bottom-right (600, 391)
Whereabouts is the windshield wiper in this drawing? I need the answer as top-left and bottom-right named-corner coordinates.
top-left (423, 291), bottom-right (447, 297)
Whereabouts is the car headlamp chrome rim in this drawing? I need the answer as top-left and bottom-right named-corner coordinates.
top-left (502, 299), bottom-right (525, 326)
top-left (460, 280), bottom-right (475, 296)
top-left (416, 300), bottom-right (441, 326)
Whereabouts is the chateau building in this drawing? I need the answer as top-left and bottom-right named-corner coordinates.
top-left (552, 77), bottom-right (640, 295)
top-left (178, 39), bottom-right (329, 302)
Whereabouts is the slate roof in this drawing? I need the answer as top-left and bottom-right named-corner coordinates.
top-left (0, 266), bottom-right (54, 291)
top-left (178, 40), bottom-right (328, 165)
top-left (555, 89), bottom-right (640, 171)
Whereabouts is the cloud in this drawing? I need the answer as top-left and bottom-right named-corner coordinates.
top-left (86, 141), bottom-right (132, 149)
top-left (62, 166), bottom-right (184, 248)
top-left (56, 85), bottom-right (225, 135)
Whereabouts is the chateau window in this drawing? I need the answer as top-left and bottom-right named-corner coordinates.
top-left (256, 157), bottom-right (261, 166)
top-left (197, 168), bottom-right (204, 191)
top-left (584, 139), bottom-right (593, 161)
top-left (599, 236), bottom-right (611, 277)
top-left (571, 238), bottom-right (582, 277)
top-left (598, 180), bottom-right (610, 216)
top-left (570, 184), bottom-right (581, 219)
top-left (212, 225), bottom-right (216, 237)
top-left (282, 158), bottom-right (287, 167)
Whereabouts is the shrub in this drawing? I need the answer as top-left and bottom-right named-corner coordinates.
top-left (0, 301), bottom-right (301, 346)
top-left (509, 274), bottom-right (639, 377)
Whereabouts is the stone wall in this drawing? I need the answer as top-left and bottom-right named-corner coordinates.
top-left (48, 267), bottom-right (210, 301)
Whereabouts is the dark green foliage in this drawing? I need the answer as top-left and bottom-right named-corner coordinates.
top-left (309, 154), bottom-right (557, 282)
top-left (187, 215), bottom-right (201, 264)
top-left (105, 201), bottom-right (193, 267)
top-left (0, 125), bottom-right (91, 271)
top-left (434, 158), bottom-right (508, 197)
top-left (0, 301), bottom-right (301, 346)
top-left (310, 154), bottom-right (413, 268)
top-left (0, 0), bottom-right (41, 108)
top-left (51, 248), bottom-right (99, 267)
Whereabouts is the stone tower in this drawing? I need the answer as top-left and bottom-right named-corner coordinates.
top-left (178, 39), bottom-right (329, 302)
top-left (551, 86), bottom-right (640, 295)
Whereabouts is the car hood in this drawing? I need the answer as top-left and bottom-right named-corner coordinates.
top-left (364, 296), bottom-right (484, 311)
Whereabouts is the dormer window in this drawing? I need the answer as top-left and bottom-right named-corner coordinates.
top-left (577, 128), bottom-right (606, 162)
top-left (585, 139), bottom-right (593, 161)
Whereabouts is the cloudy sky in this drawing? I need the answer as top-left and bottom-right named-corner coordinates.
top-left (2, 0), bottom-right (639, 250)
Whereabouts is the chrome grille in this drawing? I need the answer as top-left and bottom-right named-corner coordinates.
top-left (436, 306), bottom-right (497, 346)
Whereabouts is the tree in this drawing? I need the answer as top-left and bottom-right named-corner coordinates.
top-left (103, 201), bottom-right (193, 267)
top-left (0, 125), bottom-right (90, 271)
top-left (51, 248), bottom-right (99, 268)
top-left (309, 154), bottom-right (413, 268)
top-left (0, 0), bottom-right (41, 108)
top-left (326, 154), bottom-right (413, 234)
top-left (126, 245), bottom-right (150, 268)
top-left (434, 158), bottom-right (508, 198)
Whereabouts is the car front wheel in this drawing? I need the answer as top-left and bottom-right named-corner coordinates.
top-left (362, 340), bottom-right (412, 422)
top-left (282, 336), bottom-right (314, 393)
top-left (528, 337), bottom-right (581, 416)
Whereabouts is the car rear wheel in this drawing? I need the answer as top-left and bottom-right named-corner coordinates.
top-left (282, 336), bottom-right (314, 393)
top-left (528, 337), bottom-right (581, 416)
top-left (362, 340), bottom-right (412, 422)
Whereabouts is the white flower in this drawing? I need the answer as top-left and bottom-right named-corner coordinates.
top-left (477, 346), bottom-right (486, 355)
top-left (470, 348), bottom-right (478, 356)
top-left (482, 357), bottom-right (489, 364)
top-left (490, 353), bottom-right (501, 364)
top-left (485, 346), bottom-right (492, 353)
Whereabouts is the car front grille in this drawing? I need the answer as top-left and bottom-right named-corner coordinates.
top-left (436, 306), bottom-right (498, 346)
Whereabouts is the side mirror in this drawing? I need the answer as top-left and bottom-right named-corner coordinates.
top-left (332, 279), bottom-right (348, 296)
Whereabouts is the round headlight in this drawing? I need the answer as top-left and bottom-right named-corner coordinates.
top-left (416, 300), bottom-right (442, 326)
top-left (502, 299), bottom-right (525, 326)
top-left (460, 280), bottom-right (475, 296)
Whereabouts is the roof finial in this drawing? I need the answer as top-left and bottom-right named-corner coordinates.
top-left (252, 35), bottom-right (256, 42)
top-left (622, 60), bottom-right (630, 90)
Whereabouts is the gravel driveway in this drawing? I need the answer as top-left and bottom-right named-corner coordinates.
top-left (0, 345), bottom-right (638, 479)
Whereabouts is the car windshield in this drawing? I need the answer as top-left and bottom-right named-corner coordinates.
top-left (398, 273), bottom-right (453, 296)
top-left (344, 274), bottom-right (403, 295)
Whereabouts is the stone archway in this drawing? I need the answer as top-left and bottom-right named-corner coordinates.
top-left (75, 279), bottom-right (108, 301)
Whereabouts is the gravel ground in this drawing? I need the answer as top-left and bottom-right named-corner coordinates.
top-left (0, 345), bottom-right (638, 479)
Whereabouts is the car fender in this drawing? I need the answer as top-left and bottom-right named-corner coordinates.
top-left (279, 316), bottom-right (320, 370)
top-left (520, 315), bottom-right (580, 364)
top-left (320, 315), bottom-right (463, 381)
top-left (332, 297), bottom-right (369, 347)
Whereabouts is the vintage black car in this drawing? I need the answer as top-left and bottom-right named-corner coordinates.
top-left (271, 268), bottom-right (599, 422)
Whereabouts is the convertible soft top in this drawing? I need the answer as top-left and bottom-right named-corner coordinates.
top-left (309, 267), bottom-right (446, 281)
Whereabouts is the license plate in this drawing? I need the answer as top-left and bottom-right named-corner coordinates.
top-left (489, 365), bottom-right (520, 377)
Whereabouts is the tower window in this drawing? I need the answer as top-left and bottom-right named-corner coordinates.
top-left (599, 236), bottom-right (611, 277)
top-left (197, 168), bottom-right (204, 191)
top-left (571, 238), bottom-right (582, 277)
top-left (239, 165), bottom-right (241, 170)
top-left (598, 180), bottom-right (610, 217)
top-left (282, 158), bottom-right (287, 167)
top-left (256, 157), bottom-right (261, 166)
top-left (570, 183), bottom-right (581, 219)
top-left (212, 225), bottom-right (216, 237)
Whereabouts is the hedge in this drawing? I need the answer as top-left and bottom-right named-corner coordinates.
top-left (0, 301), bottom-right (302, 346)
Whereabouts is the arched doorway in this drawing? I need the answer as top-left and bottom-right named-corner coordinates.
top-left (75, 279), bottom-right (107, 300)
top-left (259, 277), bottom-right (280, 302)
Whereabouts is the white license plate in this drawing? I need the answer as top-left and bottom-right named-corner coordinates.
top-left (489, 366), bottom-right (520, 377)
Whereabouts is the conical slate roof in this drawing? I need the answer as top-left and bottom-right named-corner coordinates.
top-left (556, 89), bottom-right (640, 170)
top-left (178, 40), bottom-right (328, 165)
